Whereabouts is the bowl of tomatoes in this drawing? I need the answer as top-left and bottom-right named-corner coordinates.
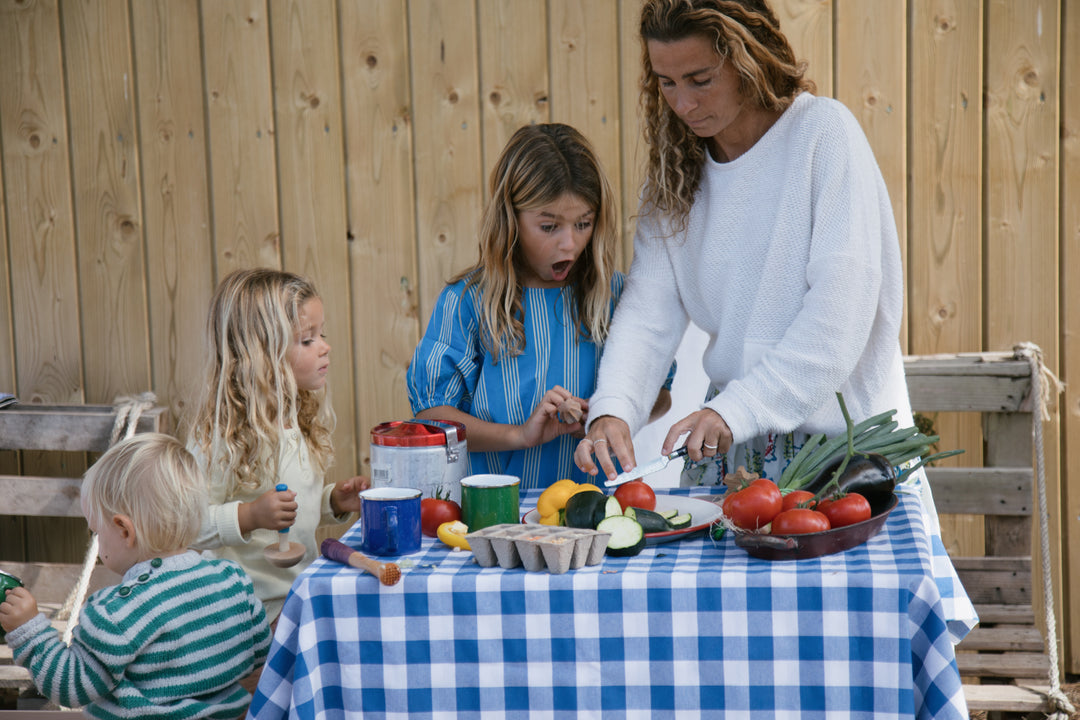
top-left (718, 472), bottom-right (898, 561)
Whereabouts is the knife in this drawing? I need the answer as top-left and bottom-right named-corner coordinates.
top-left (604, 446), bottom-right (689, 487)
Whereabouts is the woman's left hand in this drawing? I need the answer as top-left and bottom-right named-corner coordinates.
top-left (664, 408), bottom-right (732, 463)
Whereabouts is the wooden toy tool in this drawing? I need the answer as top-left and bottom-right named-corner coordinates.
top-left (263, 484), bottom-right (306, 568)
top-left (320, 538), bottom-right (401, 586)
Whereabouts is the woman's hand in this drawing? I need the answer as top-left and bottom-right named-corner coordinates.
top-left (519, 386), bottom-right (587, 448)
top-left (574, 415), bottom-right (634, 482)
top-left (663, 408), bottom-right (732, 463)
top-left (331, 476), bottom-right (369, 516)
top-left (0, 586), bottom-right (38, 633)
top-left (239, 486), bottom-right (298, 534)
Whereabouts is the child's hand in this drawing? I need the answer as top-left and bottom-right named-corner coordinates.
top-left (241, 486), bottom-right (298, 534)
top-left (0, 586), bottom-right (38, 634)
top-left (521, 386), bottom-right (586, 448)
top-left (330, 476), bottom-right (368, 516)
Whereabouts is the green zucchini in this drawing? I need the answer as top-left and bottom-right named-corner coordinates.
top-left (565, 491), bottom-right (607, 529)
top-left (604, 494), bottom-right (623, 519)
top-left (667, 513), bottom-right (692, 530)
top-left (628, 507), bottom-right (673, 534)
top-left (596, 515), bottom-right (646, 557)
top-left (657, 508), bottom-right (679, 521)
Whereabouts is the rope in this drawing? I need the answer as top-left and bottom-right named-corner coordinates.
top-left (56, 393), bottom-right (157, 647)
top-left (1011, 343), bottom-right (1074, 719)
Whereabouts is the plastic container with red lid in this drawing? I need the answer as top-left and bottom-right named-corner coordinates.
top-left (370, 419), bottom-right (468, 503)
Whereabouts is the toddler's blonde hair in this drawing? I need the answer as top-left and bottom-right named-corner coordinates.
top-left (82, 433), bottom-right (207, 555)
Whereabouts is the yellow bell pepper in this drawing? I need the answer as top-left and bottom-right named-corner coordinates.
top-left (536, 479), bottom-right (579, 522)
top-left (437, 520), bottom-right (471, 550)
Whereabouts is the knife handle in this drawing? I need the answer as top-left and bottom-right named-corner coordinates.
top-left (669, 446), bottom-right (690, 461)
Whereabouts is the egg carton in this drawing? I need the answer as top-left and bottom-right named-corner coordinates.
top-left (466, 523), bottom-right (610, 574)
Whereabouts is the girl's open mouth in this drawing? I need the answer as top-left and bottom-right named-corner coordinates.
top-left (551, 260), bottom-right (573, 281)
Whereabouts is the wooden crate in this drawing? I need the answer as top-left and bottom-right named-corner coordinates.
top-left (0, 403), bottom-right (165, 697)
top-left (905, 353), bottom-right (1056, 716)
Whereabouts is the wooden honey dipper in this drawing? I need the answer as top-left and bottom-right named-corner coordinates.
top-left (263, 484), bottom-right (307, 568)
top-left (320, 538), bottom-right (401, 586)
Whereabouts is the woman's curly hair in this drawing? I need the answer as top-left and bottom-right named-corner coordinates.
top-left (639, 0), bottom-right (815, 231)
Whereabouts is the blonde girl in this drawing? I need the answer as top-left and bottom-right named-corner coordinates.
top-left (187, 268), bottom-right (365, 621)
top-left (408, 123), bottom-right (672, 490)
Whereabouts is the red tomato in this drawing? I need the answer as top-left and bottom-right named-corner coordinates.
top-left (722, 483), bottom-right (782, 530)
top-left (614, 481), bottom-right (656, 513)
top-left (770, 508), bottom-right (831, 535)
top-left (818, 492), bottom-right (871, 528)
top-left (781, 490), bottom-right (817, 512)
top-left (420, 498), bottom-right (462, 537)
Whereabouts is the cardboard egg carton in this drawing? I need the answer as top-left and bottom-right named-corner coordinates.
top-left (466, 524), bottom-right (610, 574)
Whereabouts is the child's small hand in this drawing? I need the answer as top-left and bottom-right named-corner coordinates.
top-left (521, 386), bottom-right (585, 448)
top-left (242, 486), bottom-right (298, 533)
top-left (0, 586), bottom-right (38, 634)
top-left (330, 476), bottom-right (368, 516)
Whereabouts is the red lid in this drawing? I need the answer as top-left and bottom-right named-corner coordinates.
top-left (370, 419), bottom-right (467, 447)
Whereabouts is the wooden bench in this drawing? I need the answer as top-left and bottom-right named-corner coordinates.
top-left (904, 353), bottom-right (1057, 716)
top-left (0, 403), bottom-right (166, 704)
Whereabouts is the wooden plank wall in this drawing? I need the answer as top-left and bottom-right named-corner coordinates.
top-left (0, 0), bottom-right (1076, 672)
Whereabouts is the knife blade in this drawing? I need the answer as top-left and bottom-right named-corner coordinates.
top-left (604, 446), bottom-right (689, 487)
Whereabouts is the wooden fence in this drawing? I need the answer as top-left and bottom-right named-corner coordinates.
top-left (0, 0), bottom-right (1077, 673)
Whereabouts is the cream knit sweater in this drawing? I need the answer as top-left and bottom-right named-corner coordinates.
top-left (590, 92), bottom-right (916, 443)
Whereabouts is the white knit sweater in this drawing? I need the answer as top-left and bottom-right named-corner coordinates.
top-left (590, 92), bottom-right (916, 442)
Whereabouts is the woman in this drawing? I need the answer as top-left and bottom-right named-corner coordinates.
top-left (574, 0), bottom-right (923, 502)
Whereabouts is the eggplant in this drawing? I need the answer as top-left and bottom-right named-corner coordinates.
top-left (806, 451), bottom-right (896, 516)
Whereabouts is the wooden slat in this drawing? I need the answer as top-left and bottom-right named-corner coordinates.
top-left (774, 0), bottom-right (833, 97)
top-left (340, 0), bottom-right (418, 471)
top-left (973, 603), bottom-right (1036, 626)
top-left (956, 652), bottom-right (1050, 679)
top-left (0, 564), bottom-right (120, 605)
top-left (925, 466), bottom-right (1032, 515)
top-left (130, 0), bottom-right (216, 428)
top-left (408, 0), bottom-right (483, 321)
top-left (0, 476), bottom-right (82, 518)
top-left (478, 0), bottom-right (549, 182)
top-left (963, 684), bottom-right (1052, 713)
top-left (958, 625), bottom-right (1046, 653)
top-left (270, 0), bottom-right (359, 481)
top-left (618, 0), bottom-right (645, 264)
top-left (203, 0), bottom-right (281, 271)
top-left (0, 405), bottom-right (168, 452)
top-left (952, 556), bottom-right (1032, 605)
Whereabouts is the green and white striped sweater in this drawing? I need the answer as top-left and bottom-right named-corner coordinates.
top-left (6, 551), bottom-right (271, 719)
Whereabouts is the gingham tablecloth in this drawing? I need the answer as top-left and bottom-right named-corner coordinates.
top-left (249, 487), bottom-right (976, 720)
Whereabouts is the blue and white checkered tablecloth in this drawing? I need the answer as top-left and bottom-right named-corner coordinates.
top-left (249, 487), bottom-right (976, 720)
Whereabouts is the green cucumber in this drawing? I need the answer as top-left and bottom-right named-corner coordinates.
top-left (657, 508), bottom-right (679, 521)
top-left (597, 515), bottom-right (646, 557)
top-left (667, 513), bottom-right (692, 530)
top-left (604, 494), bottom-right (623, 519)
top-left (628, 507), bottom-right (673, 534)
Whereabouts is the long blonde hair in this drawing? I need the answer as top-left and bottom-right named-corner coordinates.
top-left (639, 0), bottom-right (815, 230)
top-left (188, 268), bottom-right (334, 495)
top-left (455, 123), bottom-right (619, 361)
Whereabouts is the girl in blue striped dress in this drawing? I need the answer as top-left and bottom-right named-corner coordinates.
top-left (408, 124), bottom-right (673, 491)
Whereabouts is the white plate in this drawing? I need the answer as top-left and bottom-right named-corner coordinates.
top-left (521, 494), bottom-right (724, 546)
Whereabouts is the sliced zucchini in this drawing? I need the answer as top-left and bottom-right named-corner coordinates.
top-left (596, 515), bottom-right (646, 557)
top-left (623, 506), bottom-right (637, 520)
top-left (657, 508), bottom-right (679, 521)
top-left (604, 494), bottom-right (624, 519)
top-left (667, 512), bottom-right (693, 530)
top-left (629, 507), bottom-right (673, 534)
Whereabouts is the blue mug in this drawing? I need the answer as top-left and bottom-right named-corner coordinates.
top-left (359, 487), bottom-right (422, 556)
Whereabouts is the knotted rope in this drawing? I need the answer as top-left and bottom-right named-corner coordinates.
top-left (1012, 342), bottom-right (1074, 719)
top-left (56, 392), bottom-right (158, 647)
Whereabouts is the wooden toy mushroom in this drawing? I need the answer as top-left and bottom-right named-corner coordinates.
top-left (263, 483), bottom-right (306, 568)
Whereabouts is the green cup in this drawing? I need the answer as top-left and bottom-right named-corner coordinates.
top-left (460, 474), bottom-right (521, 531)
top-left (1, 570), bottom-right (23, 643)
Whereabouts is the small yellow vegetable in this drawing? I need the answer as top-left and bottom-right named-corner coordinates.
top-left (536, 479), bottom-right (579, 521)
top-left (437, 520), bottom-right (471, 550)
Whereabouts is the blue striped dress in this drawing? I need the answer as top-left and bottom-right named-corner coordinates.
top-left (408, 273), bottom-right (672, 490)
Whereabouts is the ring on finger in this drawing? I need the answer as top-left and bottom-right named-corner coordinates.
top-left (593, 438), bottom-right (608, 446)
top-left (703, 442), bottom-right (719, 450)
